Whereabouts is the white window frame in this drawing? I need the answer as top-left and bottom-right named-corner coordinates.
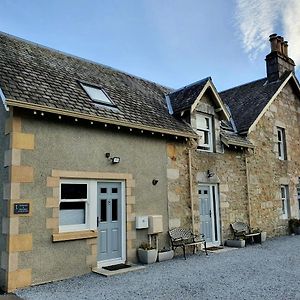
top-left (277, 127), bottom-right (286, 160)
top-left (59, 179), bottom-right (97, 232)
top-left (280, 185), bottom-right (289, 219)
top-left (196, 113), bottom-right (213, 152)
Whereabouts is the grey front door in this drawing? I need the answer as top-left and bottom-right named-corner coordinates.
top-left (199, 185), bottom-right (213, 243)
top-left (97, 182), bottom-right (122, 262)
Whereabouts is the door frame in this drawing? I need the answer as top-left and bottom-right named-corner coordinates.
top-left (199, 183), bottom-right (221, 247)
top-left (97, 180), bottom-right (126, 268)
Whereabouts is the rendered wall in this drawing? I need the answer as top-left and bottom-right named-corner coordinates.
top-left (247, 82), bottom-right (300, 236)
top-left (13, 109), bottom-right (170, 287)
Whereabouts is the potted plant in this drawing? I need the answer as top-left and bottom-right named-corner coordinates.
top-left (137, 242), bottom-right (158, 264)
top-left (289, 218), bottom-right (300, 235)
top-left (157, 247), bottom-right (174, 262)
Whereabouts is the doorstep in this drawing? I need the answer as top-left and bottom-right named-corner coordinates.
top-left (92, 264), bottom-right (145, 277)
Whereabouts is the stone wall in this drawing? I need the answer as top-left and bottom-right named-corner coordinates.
top-left (247, 82), bottom-right (300, 236)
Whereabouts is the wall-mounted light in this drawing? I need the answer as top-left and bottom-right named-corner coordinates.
top-left (105, 153), bottom-right (120, 164)
top-left (152, 179), bottom-right (159, 185)
top-left (207, 170), bottom-right (214, 178)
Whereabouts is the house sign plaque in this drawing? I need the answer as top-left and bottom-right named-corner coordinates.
top-left (14, 203), bottom-right (30, 214)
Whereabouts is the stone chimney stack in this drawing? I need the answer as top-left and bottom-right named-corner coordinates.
top-left (265, 33), bottom-right (295, 83)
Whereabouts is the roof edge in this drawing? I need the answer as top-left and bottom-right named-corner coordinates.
top-left (6, 98), bottom-right (197, 139)
top-left (191, 80), bottom-right (231, 121)
top-left (248, 72), bottom-right (293, 133)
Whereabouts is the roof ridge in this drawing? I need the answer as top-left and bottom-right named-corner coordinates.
top-left (168, 77), bottom-right (211, 95)
top-left (220, 77), bottom-right (267, 94)
top-left (0, 31), bottom-right (173, 92)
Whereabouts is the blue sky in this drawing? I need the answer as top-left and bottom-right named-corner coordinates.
top-left (1, 0), bottom-right (299, 91)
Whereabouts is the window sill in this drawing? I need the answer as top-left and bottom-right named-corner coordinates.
top-left (52, 230), bottom-right (97, 242)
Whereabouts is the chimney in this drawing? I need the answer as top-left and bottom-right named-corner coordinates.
top-left (265, 33), bottom-right (295, 83)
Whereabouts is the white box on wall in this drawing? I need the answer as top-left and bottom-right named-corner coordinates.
top-left (136, 216), bottom-right (149, 229)
top-left (148, 215), bottom-right (163, 234)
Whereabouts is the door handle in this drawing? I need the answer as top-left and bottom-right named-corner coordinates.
top-left (209, 210), bottom-right (212, 218)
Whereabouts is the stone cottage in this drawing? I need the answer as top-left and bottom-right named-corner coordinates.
top-left (0, 32), bottom-right (299, 291)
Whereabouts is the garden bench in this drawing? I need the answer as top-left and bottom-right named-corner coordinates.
top-left (169, 228), bottom-right (208, 259)
top-left (230, 222), bottom-right (261, 244)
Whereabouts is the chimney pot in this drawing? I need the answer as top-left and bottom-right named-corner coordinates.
top-left (282, 41), bottom-right (288, 57)
top-left (276, 36), bottom-right (283, 53)
top-left (269, 33), bottom-right (278, 52)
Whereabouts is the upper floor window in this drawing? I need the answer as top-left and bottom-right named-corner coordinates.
top-left (196, 114), bottom-right (213, 152)
top-left (80, 83), bottom-right (115, 107)
top-left (280, 185), bottom-right (289, 219)
top-left (277, 127), bottom-right (287, 160)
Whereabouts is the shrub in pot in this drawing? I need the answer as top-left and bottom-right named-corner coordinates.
top-left (137, 242), bottom-right (158, 264)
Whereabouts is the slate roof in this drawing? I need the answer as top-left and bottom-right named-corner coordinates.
top-left (0, 32), bottom-right (195, 137)
top-left (220, 130), bottom-right (254, 148)
top-left (168, 78), bottom-right (210, 113)
top-left (220, 72), bottom-right (291, 133)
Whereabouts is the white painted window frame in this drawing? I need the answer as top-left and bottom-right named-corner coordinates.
top-left (59, 179), bottom-right (97, 232)
top-left (280, 185), bottom-right (289, 219)
top-left (277, 127), bottom-right (286, 160)
top-left (196, 113), bottom-right (213, 152)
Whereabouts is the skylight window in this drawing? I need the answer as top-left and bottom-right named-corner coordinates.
top-left (80, 83), bottom-right (114, 106)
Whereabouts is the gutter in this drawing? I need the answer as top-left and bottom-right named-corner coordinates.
top-left (6, 98), bottom-right (197, 139)
top-left (245, 155), bottom-right (252, 228)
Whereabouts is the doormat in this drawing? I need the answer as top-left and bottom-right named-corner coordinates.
top-left (206, 246), bottom-right (224, 251)
top-left (103, 264), bottom-right (131, 271)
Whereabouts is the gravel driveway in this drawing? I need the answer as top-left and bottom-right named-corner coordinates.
top-left (16, 235), bottom-right (300, 300)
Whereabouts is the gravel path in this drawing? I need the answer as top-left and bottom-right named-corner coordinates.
top-left (17, 235), bottom-right (300, 300)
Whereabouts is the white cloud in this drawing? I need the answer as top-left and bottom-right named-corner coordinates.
top-left (235, 0), bottom-right (300, 66)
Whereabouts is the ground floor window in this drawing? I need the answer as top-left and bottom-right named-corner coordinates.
top-left (59, 179), bottom-right (97, 232)
top-left (280, 185), bottom-right (289, 219)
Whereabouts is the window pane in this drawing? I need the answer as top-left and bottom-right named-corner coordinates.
top-left (61, 184), bottom-right (87, 199)
top-left (112, 199), bottom-right (118, 221)
top-left (205, 118), bottom-right (210, 129)
top-left (112, 188), bottom-right (118, 193)
top-left (100, 188), bottom-right (107, 194)
top-left (81, 84), bottom-right (112, 105)
top-left (282, 199), bottom-right (285, 213)
top-left (100, 199), bottom-right (107, 222)
top-left (59, 202), bottom-right (85, 225)
top-left (278, 142), bottom-right (282, 157)
top-left (277, 130), bottom-right (282, 141)
top-left (281, 187), bottom-right (285, 199)
top-left (204, 132), bottom-right (209, 144)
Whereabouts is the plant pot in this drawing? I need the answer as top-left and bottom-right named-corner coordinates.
top-left (137, 248), bottom-right (158, 264)
top-left (225, 239), bottom-right (245, 248)
top-left (260, 231), bottom-right (267, 242)
top-left (157, 250), bottom-right (174, 262)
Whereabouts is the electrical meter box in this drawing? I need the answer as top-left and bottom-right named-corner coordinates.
top-left (135, 216), bottom-right (149, 229)
top-left (148, 215), bottom-right (163, 234)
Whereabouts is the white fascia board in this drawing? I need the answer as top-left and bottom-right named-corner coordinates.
top-left (191, 80), bottom-right (230, 121)
top-left (248, 72), bottom-right (293, 134)
top-left (0, 87), bottom-right (8, 111)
